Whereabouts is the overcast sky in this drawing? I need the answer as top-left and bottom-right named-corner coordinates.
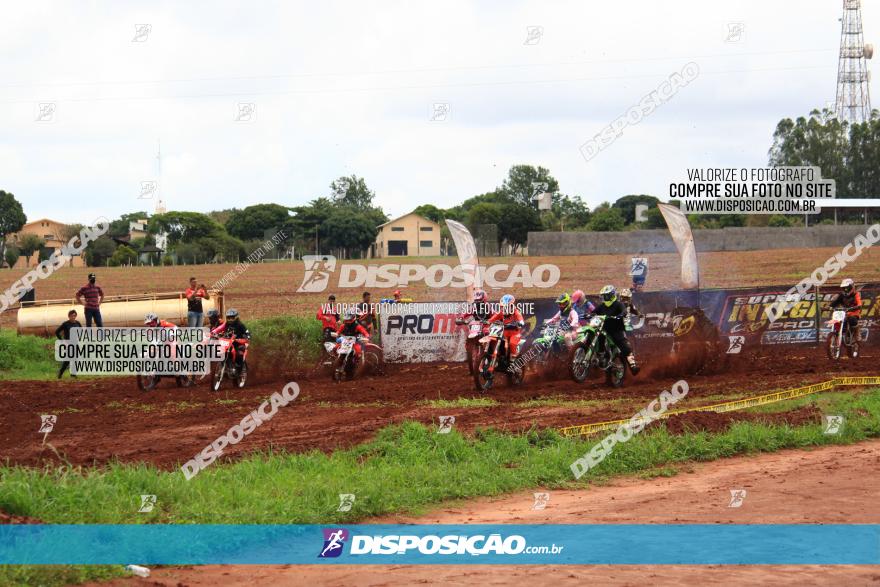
top-left (1, 0), bottom-right (877, 225)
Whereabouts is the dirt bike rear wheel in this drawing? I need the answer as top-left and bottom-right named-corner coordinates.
top-left (137, 374), bottom-right (161, 391)
top-left (176, 375), bottom-right (195, 388)
top-left (606, 355), bottom-right (626, 388)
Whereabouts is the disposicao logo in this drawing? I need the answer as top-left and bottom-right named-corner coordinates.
top-left (318, 528), bottom-right (349, 558)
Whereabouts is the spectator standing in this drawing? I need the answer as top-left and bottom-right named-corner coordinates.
top-left (185, 277), bottom-right (209, 327)
top-left (55, 309), bottom-right (81, 378)
top-left (75, 273), bottom-right (104, 327)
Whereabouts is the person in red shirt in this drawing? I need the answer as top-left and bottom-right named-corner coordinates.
top-left (335, 311), bottom-right (371, 359)
top-left (486, 293), bottom-right (525, 361)
top-left (317, 294), bottom-right (340, 341)
top-left (75, 273), bottom-right (104, 327)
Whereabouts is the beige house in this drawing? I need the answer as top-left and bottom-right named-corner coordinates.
top-left (7, 218), bottom-right (86, 268)
top-left (373, 212), bottom-right (442, 258)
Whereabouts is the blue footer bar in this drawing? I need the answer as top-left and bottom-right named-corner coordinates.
top-left (1, 524), bottom-right (878, 565)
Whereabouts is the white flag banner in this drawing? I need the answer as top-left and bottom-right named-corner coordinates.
top-left (658, 203), bottom-right (699, 289)
top-left (445, 219), bottom-right (481, 299)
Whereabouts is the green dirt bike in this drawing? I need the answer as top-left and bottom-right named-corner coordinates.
top-left (530, 321), bottom-right (571, 377)
top-left (568, 315), bottom-right (626, 387)
top-left (473, 321), bottom-right (525, 392)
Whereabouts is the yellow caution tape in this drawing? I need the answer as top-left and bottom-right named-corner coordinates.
top-left (559, 376), bottom-right (880, 438)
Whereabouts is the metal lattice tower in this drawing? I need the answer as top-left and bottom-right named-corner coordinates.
top-left (835, 0), bottom-right (874, 123)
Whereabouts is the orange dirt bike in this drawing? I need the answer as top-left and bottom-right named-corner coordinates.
top-left (211, 335), bottom-right (250, 391)
top-left (330, 335), bottom-right (384, 381)
top-left (456, 316), bottom-right (489, 374)
top-left (826, 307), bottom-right (860, 361)
top-left (473, 321), bottom-right (526, 392)
top-left (136, 337), bottom-right (195, 391)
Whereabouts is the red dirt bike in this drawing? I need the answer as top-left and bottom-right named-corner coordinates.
top-left (473, 321), bottom-right (525, 392)
top-left (331, 335), bottom-right (384, 381)
top-left (136, 338), bottom-right (194, 391)
top-left (211, 335), bottom-right (250, 391)
top-left (456, 317), bottom-right (489, 374)
top-left (826, 307), bottom-right (860, 361)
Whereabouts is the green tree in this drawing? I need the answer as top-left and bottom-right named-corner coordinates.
top-left (643, 207), bottom-right (667, 229)
top-left (109, 212), bottom-right (149, 238)
top-left (225, 203), bottom-right (291, 241)
top-left (499, 203), bottom-right (542, 251)
top-left (322, 208), bottom-right (378, 256)
top-left (466, 202), bottom-right (504, 230)
top-left (499, 165), bottom-right (560, 206)
top-left (149, 212), bottom-right (223, 244)
top-left (108, 245), bottom-right (137, 267)
top-left (84, 236), bottom-right (117, 267)
top-left (412, 204), bottom-right (444, 223)
top-left (612, 194), bottom-right (660, 224)
top-left (768, 214), bottom-right (795, 227)
top-left (718, 214), bottom-right (746, 228)
top-left (0, 190), bottom-right (26, 264)
top-left (4, 244), bottom-right (19, 268)
top-left (16, 234), bottom-right (44, 267)
top-left (551, 194), bottom-right (591, 230)
top-left (330, 175), bottom-right (376, 209)
top-left (586, 207), bottom-right (625, 232)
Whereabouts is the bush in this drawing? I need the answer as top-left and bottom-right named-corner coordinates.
top-left (4, 244), bottom-right (19, 268)
top-left (586, 207), bottom-right (625, 231)
top-left (107, 245), bottom-right (137, 267)
top-left (768, 214), bottom-right (794, 227)
top-left (162, 256), bottom-right (173, 266)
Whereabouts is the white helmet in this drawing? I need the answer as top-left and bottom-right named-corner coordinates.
top-left (144, 312), bottom-right (158, 324)
top-left (841, 278), bottom-right (854, 293)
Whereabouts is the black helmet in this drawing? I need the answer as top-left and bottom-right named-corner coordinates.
top-left (225, 308), bottom-right (239, 321)
top-left (207, 309), bottom-right (220, 318)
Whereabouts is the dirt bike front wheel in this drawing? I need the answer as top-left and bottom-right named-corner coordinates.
top-left (473, 351), bottom-right (495, 393)
top-left (234, 361), bottom-right (248, 389)
top-left (569, 343), bottom-right (591, 383)
top-left (211, 361), bottom-right (226, 391)
top-left (137, 374), bottom-right (161, 391)
top-left (826, 332), bottom-right (841, 361)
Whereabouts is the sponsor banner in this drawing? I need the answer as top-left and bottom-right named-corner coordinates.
top-left (2, 524), bottom-right (879, 564)
top-left (381, 282), bottom-right (880, 362)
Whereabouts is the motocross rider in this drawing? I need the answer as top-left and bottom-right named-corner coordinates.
top-left (335, 310), bottom-right (372, 360)
top-left (456, 289), bottom-right (493, 324)
top-left (317, 294), bottom-right (341, 341)
top-left (211, 308), bottom-right (251, 370)
top-left (144, 312), bottom-right (176, 329)
top-left (619, 288), bottom-right (643, 332)
top-left (594, 285), bottom-right (640, 375)
top-left (486, 293), bottom-right (525, 362)
top-left (571, 289), bottom-right (596, 326)
top-left (828, 278), bottom-right (862, 341)
top-left (545, 292), bottom-right (580, 348)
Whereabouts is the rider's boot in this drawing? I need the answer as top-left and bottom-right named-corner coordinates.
top-left (627, 354), bottom-right (641, 375)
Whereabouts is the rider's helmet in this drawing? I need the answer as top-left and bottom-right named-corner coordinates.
top-left (225, 308), bottom-right (239, 322)
top-left (500, 293), bottom-right (516, 316)
top-left (472, 289), bottom-right (487, 303)
top-left (841, 278), bottom-right (854, 294)
top-left (144, 312), bottom-right (159, 326)
top-left (343, 310), bottom-right (358, 324)
top-left (556, 292), bottom-right (572, 314)
top-left (600, 285), bottom-right (617, 306)
top-left (620, 288), bottom-right (633, 303)
top-left (393, 290), bottom-right (402, 300)
top-left (571, 289), bottom-right (585, 305)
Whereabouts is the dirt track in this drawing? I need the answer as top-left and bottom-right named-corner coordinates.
top-left (90, 439), bottom-right (880, 586)
top-left (1, 344), bottom-right (876, 470)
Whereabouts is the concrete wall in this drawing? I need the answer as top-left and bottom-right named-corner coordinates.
top-left (527, 225), bottom-right (874, 256)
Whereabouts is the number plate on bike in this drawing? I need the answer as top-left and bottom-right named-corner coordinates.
top-left (339, 338), bottom-right (354, 352)
top-left (469, 323), bottom-right (482, 336)
top-left (832, 310), bottom-right (846, 321)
